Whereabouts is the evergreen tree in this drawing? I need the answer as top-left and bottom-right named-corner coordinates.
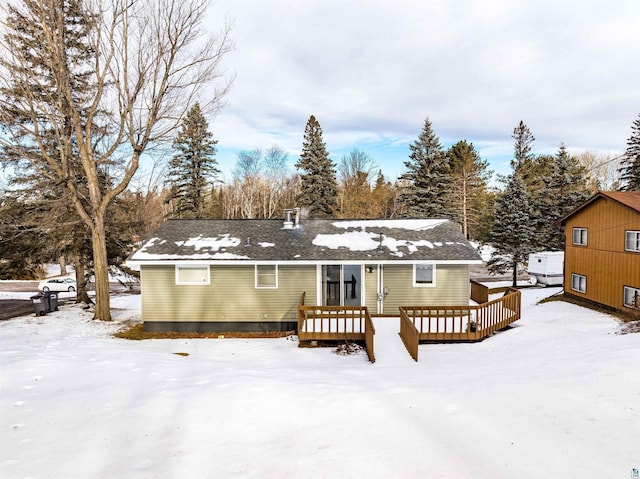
top-left (487, 121), bottom-right (537, 286)
top-left (472, 188), bottom-right (498, 244)
top-left (447, 140), bottom-right (492, 239)
top-left (0, 0), bottom-right (232, 321)
top-left (167, 103), bottom-right (220, 218)
top-left (511, 120), bottom-right (536, 172)
top-left (0, 0), bottom-right (97, 301)
top-left (487, 174), bottom-right (536, 287)
top-left (399, 117), bottom-right (454, 218)
top-left (295, 115), bottom-right (338, 218)
top-left (0, 192), bottom-right (47, 279)
top-left (518, 153), bottom-right (553, 250)
top-left (621, 113), bottom-right (640, 191)
top-left (539, 144), bottom-right (591, 250)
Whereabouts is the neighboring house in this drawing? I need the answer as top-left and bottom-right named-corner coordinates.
top-left (559, 191), bottom-right (640, 317)
top-left (127, 211), bottom-right (482, 332)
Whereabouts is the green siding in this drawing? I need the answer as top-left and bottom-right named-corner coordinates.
top-left (381, 264), bottom-right (469, 315)
top-left (140, 262), bottom-right (470, 323)
top-left (141, 265), bottom-right (316, 323)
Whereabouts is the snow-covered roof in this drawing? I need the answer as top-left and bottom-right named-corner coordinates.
top-left (128, 218), bottom-right (482, 264)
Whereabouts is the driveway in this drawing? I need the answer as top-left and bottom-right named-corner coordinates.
top-left (0, 281), bottom-right (137, 320)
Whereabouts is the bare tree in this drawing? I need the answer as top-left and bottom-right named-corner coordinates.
top-left (0, 0), bottom-right (233, 320)
top-left (337, 148), bottom-right (377, 218)
top-left (262, 145), bottom-right (290, 218)
top-left (232, 149), bottom-right (261, 219)
top-left (576, 151), bottom-right (624, 192)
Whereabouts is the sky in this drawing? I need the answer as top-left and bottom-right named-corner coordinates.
top-left (201, 0), bottom-right (640, 183)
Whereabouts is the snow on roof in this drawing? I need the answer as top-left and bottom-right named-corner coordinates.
top-left (311, 229), bottom-right (472, 254)
top-left (128, 218), bottom-right (482, 263)
top-left (133, 235), bottom-right (249, 260)
top-left (332, 219), bottom-right (447, 231)
top-left (175, 234), bottom-right (240, 251)
top-left (313, 231), bottom-right (379, 251)
top-left (313, 220), bottom-right (453, 253)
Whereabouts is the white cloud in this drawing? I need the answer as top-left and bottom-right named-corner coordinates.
top-left (207, 0), bottom-right (640, 179)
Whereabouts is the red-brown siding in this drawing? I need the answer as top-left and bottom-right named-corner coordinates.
top-left (563, 195), bottom-right (640, 316)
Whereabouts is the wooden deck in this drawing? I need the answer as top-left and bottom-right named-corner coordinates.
top-left (297, 292), bottom-right (375, 362)
top-left (297, 287), bottom-right (521, 363)
top-left (399, 288), bottom-right (522, 361)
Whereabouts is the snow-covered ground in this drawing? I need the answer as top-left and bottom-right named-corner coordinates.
top-left (1, 288), bottom-right (639, 478)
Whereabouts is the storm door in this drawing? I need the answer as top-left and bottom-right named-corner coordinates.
top-left (321, 265), bottom-right (362, 306)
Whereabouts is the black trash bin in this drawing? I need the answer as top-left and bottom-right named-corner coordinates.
top-left (44, 292), bottom-right (58, 312)
top-left (31, 294), bottom-right (48, 316)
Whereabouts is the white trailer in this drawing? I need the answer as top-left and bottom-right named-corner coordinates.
top-left (527, 251), bottom-right (564, 286)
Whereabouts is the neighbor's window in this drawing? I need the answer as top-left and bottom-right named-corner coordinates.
top-left (572, 227), bottom-right (588, 246)
top-left (571, 273), bottom-right (586, 293)
top-left (623, 286), bottom-right (640, 309)
top-left (175, 265), bottom-right (210, 285)
top-left (625, 231), bottom-right (640, 252)
top-left (414, 263), bottom-right (436, 287)
top-left (255, 265), bottom-right (278, 288)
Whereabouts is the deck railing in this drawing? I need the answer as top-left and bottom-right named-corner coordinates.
top-left (399, 308), bottom-right (419, 361)
top-left (298, 293), bottom-right (375, 362)
top-left (470, 279), bottom-right (489, 304)
top-left (399, 288), bottom-right (521, 361)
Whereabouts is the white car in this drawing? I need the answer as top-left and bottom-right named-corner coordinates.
top-left (39, 277), bottom-right (77, 293)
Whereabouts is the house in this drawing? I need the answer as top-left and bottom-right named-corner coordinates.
top-left (127, 211), bottom-right (482, 333)
top-left (559, 191), bottom-right (640, 317)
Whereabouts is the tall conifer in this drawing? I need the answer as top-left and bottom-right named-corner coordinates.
top-left (295, 115), bottom-right (338, 218)
top-left (511, 121), bottom-right (536, 172)
top-left (621, 114), bottom-right (640, 191)
top-left (487, 174), bottom-right (536, 287)
top-left (167, 103), bottom-right (220, 218)
top-left (0, 0), bottom-right (97, 301)
top-left (399, 118), bottom-right (454, 218)
top-left (539, 144), bottom-right (591, 250)
top-left (447, 140), bottom-right (492, 239)
top-left (487, 121), bottom-right (537, 286)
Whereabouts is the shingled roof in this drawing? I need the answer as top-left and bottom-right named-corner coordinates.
top-left (129, 218), bottom-right (482, 264)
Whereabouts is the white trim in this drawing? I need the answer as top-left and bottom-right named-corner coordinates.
top-left (623, 286), bottom-right (640, 309)
top-left (625, 231), bottom-right (640, 252)
top-left (255, 264), bottom-right (278, 289)
top-left (413, 263), bottom-right (436, 288)
top-left (571, 273), bottom-right (586, 293)
top-left (316, 265), bottom-right (322, 305)
top-left (175, 264), bottom-right (210, 285)
top-left (572, 227), bottom-right (588, 246)
top-left (377, 264), bottom-right (384, 314)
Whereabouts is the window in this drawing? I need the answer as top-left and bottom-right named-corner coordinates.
top-left (414, 263), bottom-right (436, 287)
top-left (571, 273), bottom-right (586, 293)
top-left (572, 228), bottom-right (588, 246)
top-left (175, 265), bottom-right (210, 285)
top-left (625, 231), bottom-right (640, 252)
top-left (255, 265), bottom-right (278, 288)
top-left (624, 286), bottom-right (640, 309)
